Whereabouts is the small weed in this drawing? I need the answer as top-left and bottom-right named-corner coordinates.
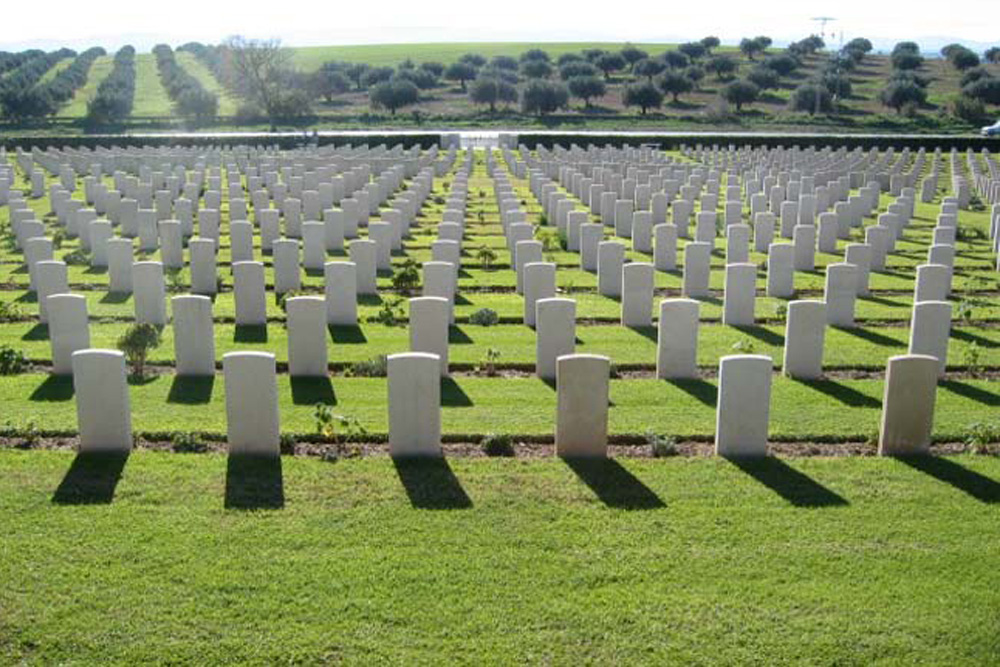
top-left (481, 433), bottom-right (515, 457)
top-left (731, 338), bottom-right (756, 354)
top-left (964, 421), bottom-right (1000, 454)
top-left (646, 432), bottom-right (678, 457)
top-left (478, 347), bottom-right (501, 377)
top-left (171, 431), bottom-right (208, 453)
top-left (345, 355), bottom-right (388, 377)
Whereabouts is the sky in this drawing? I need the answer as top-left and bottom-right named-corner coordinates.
top-left (2, 0), bottom-right (997, 53)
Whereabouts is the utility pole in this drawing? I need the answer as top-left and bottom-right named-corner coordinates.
top-left (811, 17), bottom-right (836, 115)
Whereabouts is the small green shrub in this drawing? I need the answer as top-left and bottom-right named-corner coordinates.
top-left (391, 258), bottom-right (421, 294)
top-left (314, 404), bottom-right (368, 446)
top-left (116, 322), bottom-right (162, 379)
top-left (16, 421), bottom-right (40, 450)
top-left (731, 338), bottom-right (756, 354)
top-left (478, 347), bottom-right (501, 376)
top-left (964, 421), bottom-right (1000, 454)
top-left (481, 433), bottom-right (515, 457)
top-left (62, 249), bottom-right (89, 266)
top-left (476, 245), bottom-right (498, 270)
top-left (469, 308), bottom-right (499, 326)
top-left (0, 302), bottom-right (23, 323)
top-left (280, 433), bottom-right (297, 455)
top-left (963, 343), bottom-right (984, 377)
top-left (368, 298), bottom-right (405, 327)
top-left (171, 431), bottom-right (208, 453)
top-left (345, 355), bottom-right (388, 377)
top-left (0, 345), bottom-right (27, 375)
top-left (647, 432), bottom-right (678, 457)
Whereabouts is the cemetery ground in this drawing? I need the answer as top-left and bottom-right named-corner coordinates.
top-left (1, 144), bottom-right (999, 662)
top-left (1, 449), bottom-right (1000, 663)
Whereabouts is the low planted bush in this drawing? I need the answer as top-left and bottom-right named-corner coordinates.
top-left (345, 354), bottom-right (388, 378)
top-left (481, 433), bottom-right (515, 457)
top-left (0, 345), bottom-right (28, 375)
top-left (469, 308), bottom-right (499, 327)
top-left (171, 431), bottom-right (209, 453)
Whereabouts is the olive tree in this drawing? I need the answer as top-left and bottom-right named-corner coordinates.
top-left (623, 81), bottom-right (663, 115)
top-left (567, 75), bottom-right (606, 107)
top-left (469, 76), bottom-right (518, 112)
top-left (369, 79), bottom-right (419, 115)
top-left (444, 62), bottom-right (477, 91)
top-left (595, 52), bottom-right (626, 80)
top-left (658, 71), bottom-right (693, 102)
top-left (880, 80), bottom-right (927, 113)
top-left (521, 80), bottom-right (568, 115)
top-left (722, 79), bottom-right (760, 111)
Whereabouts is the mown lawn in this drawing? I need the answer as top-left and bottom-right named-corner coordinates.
top-left (1, 449), bottom-right (999, 664)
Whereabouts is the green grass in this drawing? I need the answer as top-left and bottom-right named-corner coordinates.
top-left (0, 371), bottom-right (994, 441)
top-left (59, 55), bottom-right (112, 118)
top-left (1, 449), bottom-right (1000, 663)
top-left (290, 41), bottom-right (683, 70)
top-left (174, 51), bottom-right (239, 116)
top-left (36, 57), bottom-right (74, 85)
top-left (130, 53), bottom-right (172, 118)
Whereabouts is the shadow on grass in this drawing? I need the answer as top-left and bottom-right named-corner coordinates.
top-left (167, 375), bottom-right (215, 404)
top-left (799, 378), bottom-right (881, 408)
top-left (733, 325), bottom-right (784, 347)
top-left (630, 325), bottom-right (658, 343)
top-left (329, 325), bottom-right (366, 344)
top-left (225, 455), bottom-right (285, 510)
top-left (896, 455), bottom-right (1000, 503)
top-left (951, 329), bottom-right (1000, 349)
top-left (835, 326), bottom-right (905, 347)
top-left (392, 456), bottom-right (472, 509)
top-left (562, 457), bottom-right (665, 510)
top-left (448, 325), bottom-right (473, 344)
top-left (21, 323), bottom-right (48, 341)
top-left (234, 324), bottom-right (268, 343)
top-left (100, 291), bottom-right (131, 304)
top-left (727, 456), bottom-right (849, 507)
top-left (441, 377), bottom-right (473, 406)
top-left (665, 378), bottom-right (717, 407)
top-left (52, 452), bottom-right (129, 505)
top-left (940, 380), bottom-right (1000, 406)
top-left (29, 374), bottom-right (74, 401)
top-left (290, 376), bottom-right (336, 405)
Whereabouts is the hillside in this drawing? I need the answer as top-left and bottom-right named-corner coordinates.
top-left (0, 40), bottom-right (998, 133)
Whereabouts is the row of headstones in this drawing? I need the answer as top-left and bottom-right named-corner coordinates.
top-left (65, 347), bottom-right (943, 459)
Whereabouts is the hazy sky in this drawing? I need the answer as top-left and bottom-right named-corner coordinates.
top-left (3, 0), bottom-right (997, 52)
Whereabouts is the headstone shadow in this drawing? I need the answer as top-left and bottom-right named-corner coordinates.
top-left (896, 455), bottom-right (1000, 503)
top-left (52, 452), bottom-right (129, 505)
top-left (798, 378), bottom-right (881, 408)
top-left (21, 323), bottom-right (48, 341)
top-left (939, 380), bottom-right (1000, 407)
top-left (726, 456), bottom-right (848, 507)
top-left (167, 375), bottom-right (215, 404)
top-left (225, 455), bottom-right (285, 510)
top-left (392, 457), bottom-right (473, 509)
top-left (233, 324), bottom-right (268, 343)
top-left (29, 374), bottom-right (75, 401)
top-left (665, 378), bottom-right (717, 407)
top-left (290, 376), bottom-right (336, 405)
top-left (562, 457), bottom-right (665, 510)
top-left (329, 325), bottom-right (367, 344)
top-left (440, 377), bottom-right (473, 406)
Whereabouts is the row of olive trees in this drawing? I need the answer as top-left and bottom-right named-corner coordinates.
top-left (152, 44), bottom-right (219, 119)
top-left (0, 48), bottom-right (78, 120)
top-left (86, 46), bottom-right (137, 123)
